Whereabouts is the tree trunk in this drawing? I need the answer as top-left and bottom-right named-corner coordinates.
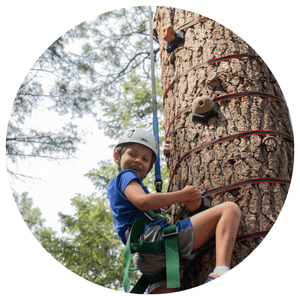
top-left (154, 6), bottom-right (294, 290)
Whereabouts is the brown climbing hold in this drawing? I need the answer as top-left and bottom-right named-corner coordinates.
top-left (192, 96), bottom-right (214, 115)
top-left (162, 25), bottom-right (176, 43)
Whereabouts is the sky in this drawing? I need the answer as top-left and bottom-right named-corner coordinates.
top-left (1, 1), bottom-right (299, 299)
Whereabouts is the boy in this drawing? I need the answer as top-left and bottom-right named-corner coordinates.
top-left (106, 128), bottom-right (241, 293)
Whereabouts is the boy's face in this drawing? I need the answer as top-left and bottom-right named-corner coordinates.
top-left (114, 143), bottom-right (152, 179)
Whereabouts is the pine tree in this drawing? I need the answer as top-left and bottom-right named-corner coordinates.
top-left (155, 6), bottom-right (294, 289)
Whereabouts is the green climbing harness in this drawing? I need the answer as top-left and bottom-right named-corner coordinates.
top-left (123, 210), bottom-right (181, 293)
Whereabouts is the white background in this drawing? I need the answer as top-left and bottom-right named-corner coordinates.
top-left (1, 1), bottom-right (299, 299)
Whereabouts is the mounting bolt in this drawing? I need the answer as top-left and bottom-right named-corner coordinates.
top-left (262, 136), bottom-right (278, 151)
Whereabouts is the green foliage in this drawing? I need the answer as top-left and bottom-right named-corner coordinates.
top-left (14, 192), bottom-right (46, 238)
top-left (7, 6), bottom-right (161, 182)
top-left (17, 190), bottom-right (139, 290)
top-left (52, 194), bottom-right (137, 290)
top-left (6, 122), bottom-right (81, 165)
top-left (85, 160), bottom-right (118, 192)
top-left (10, 6), bottom-right (169, 291)
top-left (98, 71), bottom-right (162, 139)
top-left (143, 162), bottom-right (170, 193)
top-left (7, 34), bottom-right (97, 181)
top-left (72, 6), bottom-right (161, 139)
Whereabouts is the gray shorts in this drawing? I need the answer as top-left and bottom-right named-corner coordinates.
top-left (132, 218), bottom-right (195, 293)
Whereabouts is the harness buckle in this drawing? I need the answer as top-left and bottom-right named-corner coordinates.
top-left (162, 226), bottom-right (178, 238)
top-left (143, 211), bottom-right (160, 222)
top-left (155, 179), bottom-right (163, 193)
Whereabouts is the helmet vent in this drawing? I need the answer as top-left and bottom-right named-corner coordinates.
top-left (127, 132), bottom-right (134, 138)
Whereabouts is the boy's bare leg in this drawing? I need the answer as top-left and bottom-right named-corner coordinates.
top-left (152, 202), bottom-right (241, 293)
top-left (190, 202), bottom-right (241, 267)
top-left (152, 202), bottom-right (241, 294)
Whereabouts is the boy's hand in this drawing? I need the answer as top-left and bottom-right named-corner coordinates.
top-left (181, 186), bottom-right (201, 202)
top-left (182, 186), bottom-right (202, 212)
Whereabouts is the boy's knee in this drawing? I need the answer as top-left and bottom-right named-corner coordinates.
top-left (224, 202), bottom-right (242, 218)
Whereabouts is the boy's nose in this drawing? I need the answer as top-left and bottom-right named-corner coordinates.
top-left (134, 157), bottom-right (142, 163)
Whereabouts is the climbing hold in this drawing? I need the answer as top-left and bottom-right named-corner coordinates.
top-left (162, 25), bottom-right (176, 42)
top-left (192, 96), bottom-right (218, 122)
top-left (162, 25), bottom-right (184, 53)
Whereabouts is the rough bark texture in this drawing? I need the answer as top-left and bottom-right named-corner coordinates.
top-left (155, 6), bottom-right (294, 290)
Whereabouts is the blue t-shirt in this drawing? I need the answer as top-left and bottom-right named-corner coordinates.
top-left (106, 170), bottom-right (169, 245)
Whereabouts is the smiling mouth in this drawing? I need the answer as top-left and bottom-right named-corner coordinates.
top-left (130, 166), bottom-right (141, 172)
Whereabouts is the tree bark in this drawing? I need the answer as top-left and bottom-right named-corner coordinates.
top-left (155, 6), bottom-right (294, 290)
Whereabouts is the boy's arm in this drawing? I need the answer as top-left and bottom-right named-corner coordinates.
top-left (124, 179), bottom-right (201, 211)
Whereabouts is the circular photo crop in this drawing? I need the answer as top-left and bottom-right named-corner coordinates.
top-left (5, 4), bottom-right (294, 296)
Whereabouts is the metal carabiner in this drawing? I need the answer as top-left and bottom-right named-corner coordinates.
top-left (163, 206), bottom-right (173, 214)
top-left (262, 136), bottom-right (278, 150)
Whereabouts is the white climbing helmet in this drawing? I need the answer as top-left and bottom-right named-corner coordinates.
top-left (116, 128), bottom-right (158, 160)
